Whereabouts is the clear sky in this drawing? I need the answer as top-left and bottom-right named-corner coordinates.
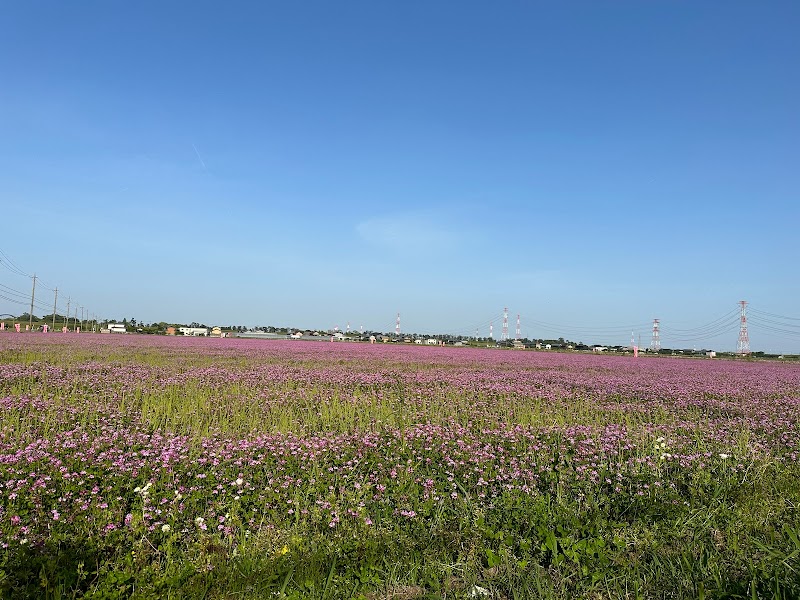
top-left (1, 1), bottom-right (798, 352)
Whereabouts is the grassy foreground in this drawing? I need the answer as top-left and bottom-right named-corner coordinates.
top-left (0, 334), bottom-right (799, 599)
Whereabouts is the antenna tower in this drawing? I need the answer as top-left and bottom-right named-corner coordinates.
top-left (650, 319), bottom-right (661, 352)
top-left (515, 314), bottom-right (521, 340)
top-left (631, 331), bottom-right (635, 350)
top-left (346, 322), bottom-right (350, 333)
top-left (489, 322), bottom-right (493, 339)
top-left (501, 308), bottom-right (509, 340)
top-left (737, 300), bottom-right (750, 354)
top-left (395, 313), bottom-right (401, 336)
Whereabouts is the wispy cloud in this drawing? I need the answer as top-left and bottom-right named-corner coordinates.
top-left (192, 143), bottom-right (206, 170)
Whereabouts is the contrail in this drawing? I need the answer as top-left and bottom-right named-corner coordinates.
top-left (192, 143), bottom-right (206, 170)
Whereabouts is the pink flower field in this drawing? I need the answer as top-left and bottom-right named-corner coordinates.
top-left (1, 334), bottom-right (799, 599)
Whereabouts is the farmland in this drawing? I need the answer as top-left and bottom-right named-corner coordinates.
top-left (0, 335), bottom-right (799, 599)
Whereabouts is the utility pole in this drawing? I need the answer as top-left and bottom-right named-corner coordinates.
top-left (52, 288), bottom-right (58, 329)
top-left (29, 274), bottom-right (37, 330)
top-left (66, 297), bottom-right (71, 330)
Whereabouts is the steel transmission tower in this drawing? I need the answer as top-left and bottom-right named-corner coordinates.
top-left (650, 319), bottom-right (661, 352)
top-left (501, 308), bottom-right (509, 341)
top-left (516, 314), bottom-right (521, 340)
top-left (737, 300), bottom-right (750, 354)
top-left (395, 313), bottom-right (401, 336)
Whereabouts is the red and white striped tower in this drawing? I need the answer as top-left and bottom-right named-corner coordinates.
top-left (737, 300), bottom-right (750, 354)
top-left (395, 313), bottom-right (401, 336)
top-left (516, 314), bottom-right (521, 340)
top-left (501, 307), bottom-right (509, 341)
top-left (650, 319), bottom-right (660, 352)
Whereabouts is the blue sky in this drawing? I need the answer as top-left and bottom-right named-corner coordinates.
top-left (1, 1), bottom-right (798, 351)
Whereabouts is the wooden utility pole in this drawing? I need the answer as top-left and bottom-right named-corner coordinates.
top-left (28, 274), bottom-right (36, 330)
top-left (52, 288), bottom-right (58, 329)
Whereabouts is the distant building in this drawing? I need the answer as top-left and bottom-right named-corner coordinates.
top-left (178, 327), bottom-right (208, 336)
top-left (210, 327), bottom-right (222, 338)
top-left (108, 323), bottom-right (126, 334)
top-left (166, 327), bottom-right (176, 336)
top-left (512, 340), bottom-right (526, 349)
top-left (237, 331), bottom-right (286, 339)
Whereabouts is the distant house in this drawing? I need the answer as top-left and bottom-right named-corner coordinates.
top-left (108, 323), bottom-right (126, 334)
top-left (179, 327), bottom-right (208, 336)
top-left (512, 340), bottom-right (526, 349)
top-left (425, 338), bottom-right (438, 345)
top-left (593, 346), bottom-right (608, 353)
top-left (210, 327), bottom-right (222, 338)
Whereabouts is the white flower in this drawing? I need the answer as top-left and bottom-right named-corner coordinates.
top-left (719, 453), bottom-right (730, 460)
top-left (234, 478), bottom-right (243, 487)
top-left (468, 585), bottom-right (490, 598)
top-left (161, 524), bottom-right (170, 533)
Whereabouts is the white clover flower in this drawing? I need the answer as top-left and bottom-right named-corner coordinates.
top-left (161, 524), bottom-right (170, 533)
top-left (719, 453), bottom-right (730, 460)
top-left (468, 585), bottom-right (490, 598)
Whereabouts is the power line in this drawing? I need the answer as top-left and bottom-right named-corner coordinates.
top-left (0, 249), bottom-right (30, 278)
top-left (750, 307), bottom-right (800, 321)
